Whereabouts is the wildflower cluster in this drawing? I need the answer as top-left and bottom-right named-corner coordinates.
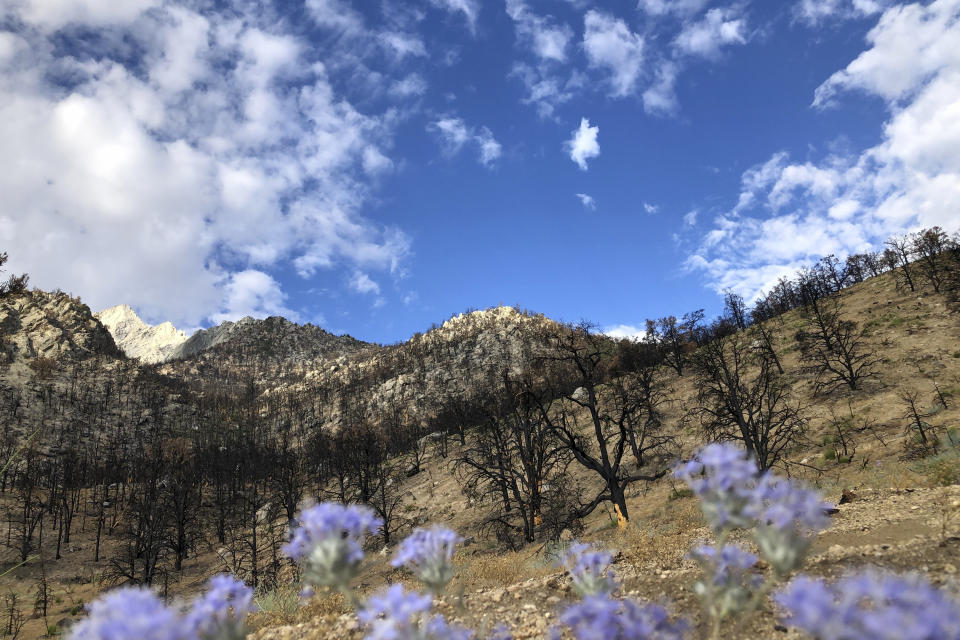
top-left (392, 526), bottom-right (462, 593)
top-left (70, 445), bottom-right (960, 640)
top-left (776, 571), bottom-right (960, 640)
top-left (68, 575), bottom-right (254, 640)
top-left (555, 542), bottom-right (688, 639)
top-left (283, 502), bottom-right (382, 590)
top-left (561, 542), bottom-right (617, 596)
top-left (358, 584), bottom-right (471, 640)
top-left (285, 513), bottom-right (469, 640)
top-left (558, 596), bottom-right (689, 640)
top-left (674, 443), bottom-right (833, 633)
top-left (688, 544), bottom-right (759, 620)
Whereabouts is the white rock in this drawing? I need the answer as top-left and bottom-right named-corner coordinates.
top-left (95, 304), bottom-right (188, 364)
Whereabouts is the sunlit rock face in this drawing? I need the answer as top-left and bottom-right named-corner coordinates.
top-left (1, 291), bottom-right (122, 361)
top-left (96, 304), bottom-right (187, 364)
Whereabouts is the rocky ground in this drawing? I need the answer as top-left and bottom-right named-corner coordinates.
top-left (248, 481), bottom-right (960, 640)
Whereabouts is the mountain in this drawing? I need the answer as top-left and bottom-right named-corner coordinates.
top-left (156, 315), bottom-right (374, 389)
top-left (95, 304), bottom-right (188, 364)
top-left (1, 289), bottom-right (122, 362)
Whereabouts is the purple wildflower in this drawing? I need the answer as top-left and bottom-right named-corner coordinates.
top-left (775, 570), bottom-right (960, 640)
top-left (559, 595), bottom-right (689, 640)
top-left (561, 542), bottom-right (618, 596)
top-left (488, 623), bottom-right (513, 640)
top-left (358, 584), bottom-right (432, 640)
top-left (424, 614), bottom-right (474, 640)
top-left (392, 526), bottom-right (462, 593)
top-left (67, 587), bottom-right (182, 640)
top-left (676, 443), bottom-right (831, 575)
top-left (184, 575), bottom-right (255, 640)
top-left (284, 502), bottom-right (382, 589)
top-left (673, 444), bottom-right (761, 531)
top-left (751, 475), bottom-right (831, 575)
top-left (753, 475), bottom-right (831, 532)
top-left (690, 545), bottom-right (760, 619)
top-left (690, 545), bottom-right (758, 587)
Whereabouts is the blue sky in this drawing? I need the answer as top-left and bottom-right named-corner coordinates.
top-left (2, 0), bottom-right (958, 343)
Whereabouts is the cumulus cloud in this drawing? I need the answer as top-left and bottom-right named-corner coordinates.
top-left (687, 0), bottom-right (960, 300)
top-left (506, 0), bottom-right (573, 63)
top-left (211, 270), bottom-right (298, 324)
top-left (565, 117), bottom-right (600, 170)
top-left (643, 202), bottom-right (659, 214)
top-left (349, 271), bottom-right (381, 295)
top-left (390, 73), bottom-right (428, 98)
top-left (306, 0), bottom-right (426, 64)
top-left (9, 0), bottom-right (160, 30)
top-left (428, 116), bottom-right (502, 167)
top-left (795, 0), bottom-right (889, 25)
top-left (674, 8), bottom-right (748, 58)
top-left (428, 0), bottom-right (480, 32)
top-left (510, 63), bottom-right (586, 119)
top-left (603, 324), bottom-right (647, 341)
top-left (813, 0), bottom-right (960, 106)
top-left (642, 61), bottom-right (680, 115)
top-left (0, 0), bottom-right (411, 326)
top-left (583, 10), bottom-right (645, 97)
top-left (638, 0), bottom-right (712, 17)
top-left (575, 193), bottom-right (597, 209)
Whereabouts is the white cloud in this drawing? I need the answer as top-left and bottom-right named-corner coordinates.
top-left (510, 63), bottom-right (586, 119)
top-left (306, 0), bottom-right (426, 64)
top-left (430, 117), bottom-right (471, 152)
top-left (390, 73), bottom-right (428, 98)
top-left (379, 31), bottom-right (428, 60)
top-left (688, 0), bottom-right (960, 301)
top-left (506, 0), bottom-right (573, 63)
top-left (305, 0), bottom-right (365, 36)
top-left (565, 118), bottom-right (600, 170)
top-left (0, 1), bottom-right (411, 327)
top-left (603, 324), bottom-right (647, 341)
top-left (476, 128), bottom-right (503, 167)
top-left (674, 8), bottom-right (748, 59)
top-left (795, 0), bottom-right (888, 25)
top-left (643, 202), bottom-right (659, 214)
top-left (683, 210), bottom-right (699, 226)
top-left (349, 271), bottom-right (381, 295)
top-left (428, 0), bottom-right (480, 33)
top-left (638, 0), bottom-right (711, 17)
top-left (642, 61), bottom-right (680, 115)
top-left (575, 193), bottom-right (597, 209)
top-left (211, 270), bottom-right (298, 324)
top-left (11, 0), bottom-right (159, 31)
top-left (428, 117), bottom-right (502, 167)
top-left (583, 10), bottom-right (645, 97)
top-left (813, 0), bottom-right (960, 106)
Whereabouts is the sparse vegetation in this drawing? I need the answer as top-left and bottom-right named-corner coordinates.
top-left (1, 229), bottom-right (960, 639)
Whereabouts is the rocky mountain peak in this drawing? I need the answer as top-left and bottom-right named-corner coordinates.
top-left (95, 304), bottom-right (188, 364)
top-left (1, 290), bottom-right (122, 362)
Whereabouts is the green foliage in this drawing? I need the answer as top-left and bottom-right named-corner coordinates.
top-left (46, 623), bottom-right (58, 636)
top-left (912, 433), bottom-right (960, 486)
top-left (668, 487), bottom-right (694, 501)
top-left (254, 585), bottom-right (300, 621)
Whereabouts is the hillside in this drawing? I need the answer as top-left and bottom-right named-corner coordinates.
top-left (0, 262), bottom-right (958, 640)
top-left (1, 290), bottom-right (121, 363)
top-left (245, 269), bottom-right (960, 640)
